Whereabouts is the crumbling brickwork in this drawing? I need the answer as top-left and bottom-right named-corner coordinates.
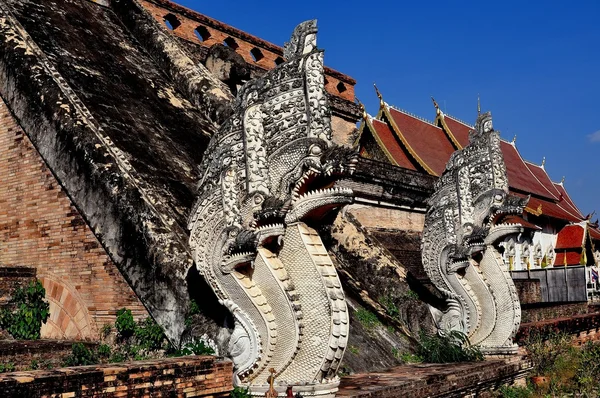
top-left (0, 98), bottom-right (148, 340)
top-left (138, 0), bottom-right (355, 101)
top-left (0, 355), bottom-right (233, 397)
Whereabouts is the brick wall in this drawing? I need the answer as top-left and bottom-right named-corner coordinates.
top-left (138, 0), bottom-right (356, 101)
top-left (0, 340), bottom-right (97, 370)
top-left (0, 97), bottom-right (148, 340)
top-left (337, 357), bottom-right (530, 398)
top-left (0, 266), bottom-right (36, 306)
top-left (348, 205), bottom-right (425, 232)
top-left (514, 279), bottom-right (542, 305)
top-left (521, 302), bottom-right (592, 323)
top-left (0, 355), bottom-right (233, 397)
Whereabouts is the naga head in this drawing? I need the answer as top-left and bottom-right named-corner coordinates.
top-left (449, 112), bottom-right (528, 270)
top-left (423, 110), bottom-right (525, 351)
top-left (194, 20), bottom-right (356, 272)
top-left (189, 21), bottom-right (353, 390)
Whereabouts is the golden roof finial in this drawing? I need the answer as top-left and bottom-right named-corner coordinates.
top-left (477, 94), bottom-right (481, 116)
top-left (374, 83), bottom-right (384, 106)
top-left (431, 96), bottom-right (440, 114)
top-left (356, 97), bottom-right (369, 123)
top-left (541, 156), bottom-right (546, 167)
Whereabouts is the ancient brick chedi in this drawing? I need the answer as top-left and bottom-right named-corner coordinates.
top-left (422, 111), bottom-right (527, 353)
top-left (188, 21), bottom-right (355, 396)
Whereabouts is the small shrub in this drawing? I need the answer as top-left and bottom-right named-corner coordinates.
top-left (577, 341), bottom-right (600, 393)
top-left (135, 317), bottom-right (166, 350)
top-left (100, 323), bottom-right (112, 338)
top-left (523, 329), bottom-right (570, 376)
top-left (398, 351), bottom-right (423, 363)
top-left (63, 343), bottom-right (97, 366)
top-left (355, 308), bottom-right (380, 329)
top-left (29, 359), bottom-right (39, 370)
top-left (97, 344), bottom-right (111, 359)
top-left (185, 300), bottom-right (201, 327)
top-left (179, 339), bottom-right (215, 356)
top-left (109, 351), bottom-right (126, 363)
top-left (230, 386), bottom-right (251, 398)
top-left (379, 295), bottom-right (399, 318)
top-left (0, 280), bottom-right (50, 340)
top-left (115, 308), bottom-right (136, 339)
top-left (496, 385), bottom-right (533, 398)
top-left (0, 363), bottom-right (15, 373)
top-left (348, 345), bottom-right (359, 355)
top-left (416, 330), bottom-right (483, 363)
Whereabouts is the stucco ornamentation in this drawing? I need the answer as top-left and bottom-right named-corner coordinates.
top-left (188, 20), bottom-right (356, 397)
top-left (422, 111), bottom-right (528, 354)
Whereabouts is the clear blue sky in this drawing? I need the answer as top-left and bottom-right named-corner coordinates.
top-left (177, 0), bottom-right (600, 215)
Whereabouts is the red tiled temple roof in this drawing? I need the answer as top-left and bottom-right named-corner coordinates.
top-left (501, 142), bottom-right (556, 200)
top-left (361, 100), bottom-right (589, 226)
top-left (442, 115), bottom-right (470, 147)
top-left (522, 195), bottom-right (583, 223)
top-left (369, 119), bottom-right (417, 170)
top-left (555, 225), bottom-right (585, 249)
top-left (588, 226), bottom-right (600, 241)
top-left (554, 183), bottom-right (585, 220)
top-left (524, 162), bottom-right (560, 200)
top-left (386, 107), bottom-right (456, 176)
top-left (554, 250), bottom-right (583, 267)
top-left (503, 215), bottom-right (541, 230)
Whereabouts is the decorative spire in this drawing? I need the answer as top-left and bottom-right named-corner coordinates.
top-left (477, 94), bottom-right (481, 116)
top-left (511, 134), bottom-right (517, 144)
top-left (541, 157), bottom-right (546, 168)
top-left (561, 176), bottom-right (565, 184)
top-left (374, 83), bottom-right (384, 106)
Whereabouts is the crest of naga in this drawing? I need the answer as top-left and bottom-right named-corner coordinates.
top-left (422, 111), bottom-right (527, 354)
top-left (188, 21), bottom-right (355, 396)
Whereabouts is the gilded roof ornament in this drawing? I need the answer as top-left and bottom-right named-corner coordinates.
top-left (431, 96), bottom-right (441, 115)
top-left (356, 97), bottom-right (369, 123)
top-left (374, 83), bottom-right (384, 106)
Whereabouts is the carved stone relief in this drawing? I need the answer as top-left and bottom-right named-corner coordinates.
top-left (422, 111), bottom-right (528, 354)
top-left (188, 21), bottom-right (357, 397)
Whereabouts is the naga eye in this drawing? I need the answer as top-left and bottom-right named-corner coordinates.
top-left (494, 194), bottom-right (503, 201)
top-left (309, 145), bottom-right (322, 156)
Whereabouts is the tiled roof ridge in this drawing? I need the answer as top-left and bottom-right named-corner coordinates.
top-left (523, 159), bottom-right (544, 168)
top-left (508, 142), bottom-right (559, 201)
top-left (523, 160), bottom-right (564, 198)
top-left (386, 103), bottom-right (438, 128)
top-left (443, 113), bottom-right (473, 128)
top-left (556, 202), bottom-right (585, 222)
top-left (553, 182), bottom-right (585, 219)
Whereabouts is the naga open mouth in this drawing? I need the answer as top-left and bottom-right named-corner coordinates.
top-left (484, 204), bottom-right (526, 245)
top-left (286, 168), bottom-right (353, 223)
